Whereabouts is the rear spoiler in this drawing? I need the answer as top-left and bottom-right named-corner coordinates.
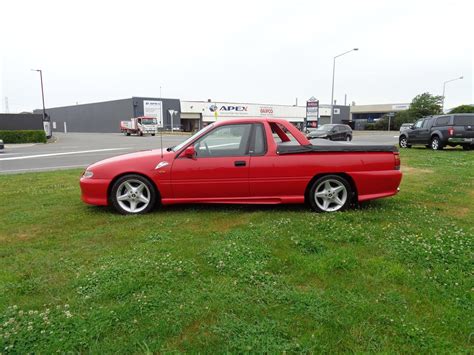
top-left (277, 144), bottom-right (399, 155)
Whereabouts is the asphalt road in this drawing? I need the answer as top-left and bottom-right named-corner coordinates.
top-left (0, 131), bottom-right (399, 174)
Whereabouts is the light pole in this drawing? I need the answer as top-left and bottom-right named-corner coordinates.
top-left (330, 48), bottom-right (358, 124)
top-left (31, 69), bottom-right (51, 137)
top-left (442, 76), bottom-right (463, 112)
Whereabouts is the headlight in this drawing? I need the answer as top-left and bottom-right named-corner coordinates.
top-left (82, 169), bottom-right (94, 179)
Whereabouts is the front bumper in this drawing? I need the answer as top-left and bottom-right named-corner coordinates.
top-left (80, 177), bottom-right (110, 206)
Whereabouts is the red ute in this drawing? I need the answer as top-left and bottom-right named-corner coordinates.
top-left (80, 118), bottom-right (402, 214)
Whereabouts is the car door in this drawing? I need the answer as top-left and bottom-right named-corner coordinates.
top-left (417, 118), bottom-right (433, 144)
top-left (170, 123), bottom-right (252, 199)
top-left (409, 119), bottom-right (424, 143)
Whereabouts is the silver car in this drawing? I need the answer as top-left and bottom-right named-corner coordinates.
top-left (399, 123), bottom-right (413, 133)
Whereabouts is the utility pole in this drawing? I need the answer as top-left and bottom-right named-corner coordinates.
top-left (442, 76), bottom-right (463, 112)
top-left (330, 48), bottom-right (358, 124)
top-left (31, 69), bottom-right (51, 137)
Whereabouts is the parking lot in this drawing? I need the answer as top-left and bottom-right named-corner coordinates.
top-left (0, 131), bottom-right (398, 174)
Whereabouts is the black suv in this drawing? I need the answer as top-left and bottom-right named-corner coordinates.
top-left (399, 114), bottom-right (474, 150)
top-left (306, 124), bottom-right (352, 141)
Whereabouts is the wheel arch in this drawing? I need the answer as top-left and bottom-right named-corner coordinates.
top-left (304, 172), bottom-right (358, 204)
top-left (107, 172), bottom-right (161, 205)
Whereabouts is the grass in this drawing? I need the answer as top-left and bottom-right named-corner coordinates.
top-left (0, 148), bottom-right (473, 353)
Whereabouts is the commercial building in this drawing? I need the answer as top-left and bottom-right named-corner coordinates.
top-left (350, 103), bottom-right (410, 130)
top-left (180, 100), bottom-right (350, 131)
top-left (31, 97), bottom-right (350, 133)
top-left (34, 97), bottom-right (180, 133)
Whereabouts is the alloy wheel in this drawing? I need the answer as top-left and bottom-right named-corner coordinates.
top-left (116, 179), bottom-right (151, 213)
top-left (314, 179), bottom-right (348, 212)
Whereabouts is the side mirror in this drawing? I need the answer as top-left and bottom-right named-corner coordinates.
top-left (184, 146), bottom-right (196, 158)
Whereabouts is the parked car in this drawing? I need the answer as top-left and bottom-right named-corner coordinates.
top-left (399, 114), bottom-right (474, 150)
top-left (0, 139), bottom-right (3, 150)
top-left (399, 123), bottom-right (413, 133)
top-left (306, 124), bottom-right (352, 141)
top-left (80, 118), bottom-right (402, 214)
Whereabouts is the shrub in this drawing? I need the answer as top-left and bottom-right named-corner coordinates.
top-left (0, 130), bottom-right (47, 144)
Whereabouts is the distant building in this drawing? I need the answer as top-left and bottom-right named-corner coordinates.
top-left (350, 103), bottom-right (410, 130)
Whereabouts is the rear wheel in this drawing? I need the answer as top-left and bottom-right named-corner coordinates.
top-left (110, 174), bottom-right (157, 214)
top-left (399, 136), bottom-right (411, 148)
top-left (309, 175), bottom-right (352, 213)
top-left (430, 136), bottom-right (443, 150)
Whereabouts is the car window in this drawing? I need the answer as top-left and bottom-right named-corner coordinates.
top-left (270, 122), bottom-right (298, 143)
top-left (422, 119), bottom-right (431, 128)
top-left (435, 116), bottom-right (450, 126)
top-left (453, 115), bottom-right (474, 126)
top-left (193, 124), bottom-right (252, 157)
top-left (414, 120), bottom-right (423, 128)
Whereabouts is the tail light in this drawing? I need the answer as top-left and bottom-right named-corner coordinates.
top-left (448, 127), bottom-right (454, 136)
top-left (394, 153), bottom-right (400, 170)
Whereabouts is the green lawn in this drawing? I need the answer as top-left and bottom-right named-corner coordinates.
top-left (0, 149), bottom-right (473, 353)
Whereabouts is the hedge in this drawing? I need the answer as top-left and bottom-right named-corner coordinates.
top-left (0, 130), bottom-right (47, 144)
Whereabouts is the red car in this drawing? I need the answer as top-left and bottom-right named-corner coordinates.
top-left (80, 118), bottom-right (402, 214)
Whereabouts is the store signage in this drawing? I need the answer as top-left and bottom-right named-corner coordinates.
top-left (306, 97), bottom-right (319, 121)
top-left (143, 100), bottom-right (163, 127)
top-left (260, 107), bottom-right (274, 115)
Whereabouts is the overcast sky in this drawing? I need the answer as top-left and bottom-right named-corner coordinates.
top-left (1, 0), bottom-right (472, 113)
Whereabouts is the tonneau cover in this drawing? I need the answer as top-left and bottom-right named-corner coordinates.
top-left (277, 140), bottom-right (398, 154)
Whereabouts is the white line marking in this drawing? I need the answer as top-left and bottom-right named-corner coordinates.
top-left (0, 148), bottom-right (127, 161)
top-left (0, 165), bottom-right (89, 173)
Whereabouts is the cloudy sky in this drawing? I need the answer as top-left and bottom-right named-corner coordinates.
top-left (1, 0), bottom-right (472, 112)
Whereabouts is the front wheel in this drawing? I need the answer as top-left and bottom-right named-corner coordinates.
top-left (309, 175), bottom-right (352, 213)
top-left (430, 136), bottom-right (443, 150)
top-left (346, 135), bottom-right (352, 142)
top-left (399, 136), bottom-right (411, 148)
top-left (110, 174), bottom-right (157, 214)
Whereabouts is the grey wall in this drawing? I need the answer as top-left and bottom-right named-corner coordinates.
top-left (0, 114), bottom-right (44, 130)
top-left (132, 97), bottom-right (181, 130)
top-left (35, 97), bottom-right (182, 133)
top-left (331, 105), bottom-right (350, 124)
top-left (35, 99), bottom-right (134, 133)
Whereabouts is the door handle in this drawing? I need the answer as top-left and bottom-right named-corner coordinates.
top-left (234, 160), bottom-right (246, 167)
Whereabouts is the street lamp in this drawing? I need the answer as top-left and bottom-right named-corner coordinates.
top-left (31, 69), bottom-right (51, 137)
top-left (330, 48), bottom-right (358, 124)
top-left (442, 76), bottom-right (463, 111)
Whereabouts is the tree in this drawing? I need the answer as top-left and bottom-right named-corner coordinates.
top-left (409, 92), bottom-right (443, 118)
top-left (449, 105), bottom-right (474, 114)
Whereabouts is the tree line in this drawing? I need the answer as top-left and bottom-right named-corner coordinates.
top-left (365, 93), bottom-right (474, 130)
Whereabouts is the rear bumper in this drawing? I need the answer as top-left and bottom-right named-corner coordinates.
top-left (448, 137), bottom-right (473, 144)
top-left (80, 178), bottom-right (109, 206)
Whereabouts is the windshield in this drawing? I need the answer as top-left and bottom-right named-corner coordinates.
top-left (316, 124), bottom-right (334, 131)
top-left (141, 118), bottom-right (157, 125)
top-left (171, 124), bottom-right (215, 152)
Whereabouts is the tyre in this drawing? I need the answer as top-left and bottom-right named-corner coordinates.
top-left (346, 135), bottom-right (352, 142)
top-left (126, 132), bottom-right (131, 136)
top-left (430, 136), bottom-right (443, 150)
top-left (151, 133), bottom-right (156, 136)
top-left (462, 145), bottom-right (472, 151)
top-left (110, 174), bottom-right (157, 214)
top-left (309, 175), bottom-right (352, 213)
top-left (399, 136), bottom-right (411, 148)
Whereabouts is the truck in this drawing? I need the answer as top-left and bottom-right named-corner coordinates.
top-left (81, 117), bottom-right (402, 215)
top-left (399, 114), bottom-right (474, 150)
top-left (120, 117), bottom-right (158, 136)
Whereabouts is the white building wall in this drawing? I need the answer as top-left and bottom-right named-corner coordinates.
top-left (181, 100), bottom-right (310, 123)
